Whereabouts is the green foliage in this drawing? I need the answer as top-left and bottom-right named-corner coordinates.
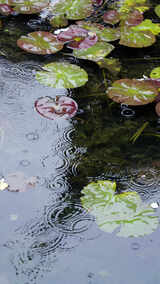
top-left (154, 4), bottom-right (160, 18)
top-left (131, 19), bottom-right (160, 35)
top-left (150, 67), bottom-right (160, 79)
top-left (81, 180), bottom-right (159, 237)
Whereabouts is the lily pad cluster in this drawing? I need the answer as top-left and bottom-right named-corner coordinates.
top-left (81, 180), bottom-right (159, 237)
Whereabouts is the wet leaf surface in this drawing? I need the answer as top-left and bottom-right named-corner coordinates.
top-left (81, 180), bottom-right (159, 237)
top-left (107, 79), bottom-right (158, 105)
top-left (12, 0), bottom-right (49, 14)
top-left (36, 62), bottom-right (88, 88)
top-left (35, 96), bottom-right (78, 120)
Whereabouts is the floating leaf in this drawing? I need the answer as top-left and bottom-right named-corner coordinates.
top-left (0, 178), bottom-right (8, 191)
top-left (57, 25), bottom-right (97, 49)
top-left (97, 58), bottom-right (121, 74)
top-left (155, 102), bottom-right (160, 116)
top-left (49, 0), bottom-right (93, 20)
top-left (12, 0), bottom-right (49, 14)
top-left (50, 14), bottom-right (68, 28)
top-left (131, 19), bottom-right (160, 35)
top-left (17, 31), bottom-right (64, 54)
top-left (81, 180), bottom-right (159, 237)
top-left (35, 96), bottom-right (78, 119)
top-left (6, 172), bottom-right (37, 192)
top-left (73, 42), bottom-right (114, 62)
top-left (150, 67), bottom-right (160, 79)
top-left (103, 10), bottom-right (120, 25)
top-left (122, 10), bottom-right (143, 26)
top-left (107, 79), bottom-right (158, 106)
top-left (77, 21), bottom-right (120, 42)
top-left (120, 25), bottom-right (155, 48)
top-left (36, 62), bottom-right (88, 88)
top-left (155, 4), bottom-right (160, 18)
top-left (0, 4), bottom-right (13, 15)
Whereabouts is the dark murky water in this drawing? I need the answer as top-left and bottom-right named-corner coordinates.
top-left (1, 2), bottom-right (160, 284)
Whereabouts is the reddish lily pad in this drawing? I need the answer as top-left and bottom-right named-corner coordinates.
top-left (122, 10), bottom-right (143, 26)
top-left (92, 0), bottom-right (103, 6)
top-left (107, 79), bottom-right (158, 106)
top-left (120, 26), bottom-right (156, 48)
top-left (77, 21), bottom-right (120, 42)
top-left (35, 96), bottom-right (78, 120)
top-left (17, 31), bottom-right (64, 55)
top-left (0, 4), bottom-right (13, 15)
top-left (57, 25), bottom-right (98, 49)
top-left (12, 0), bottom-right (49, 14)
top-left (103, 10), bottom-right (120, 25)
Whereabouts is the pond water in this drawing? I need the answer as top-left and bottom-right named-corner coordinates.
top-left (1, 1), bottom-right (160, 284)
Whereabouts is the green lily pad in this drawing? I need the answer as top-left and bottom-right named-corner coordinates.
top-left (107, 79), bottom-right (158, 106)
top-left (73, 42), bottom-right (114, 62)
top-left (77, 21), bottom-right (120, 42)
top-left (150, 67), bottom-right (160, 79)
top-left (0, 0), bottom-right (11, 4)
top-left (120, 26), bottom-right (156, 48)
top-left (131, 19), bottom-right (160, 35)
top-left (50, 14), bottom-right (68, 28)
top-left (12, 0), bottom-right (49, 14)
top-left (154, 5), bottom-right (160, 18)
top-left (81, 180), bottom-right (159, 237)
top-left (49, 0), bottom-right (93, 20)
top-left (17, 31), bottom-right (64, 55)
top-left (36, 62), bottom-right (88, 88)
top-left (97, 58), bottom-right (121, 74)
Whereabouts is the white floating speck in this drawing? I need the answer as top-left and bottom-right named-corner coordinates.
top-left (150, 202), bottom-right (159, 209)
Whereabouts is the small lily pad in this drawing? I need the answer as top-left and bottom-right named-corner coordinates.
top-left (36, 62), bottom-right (88, 88)
top-left (73, 42), bottom-right (114, 62)
top-left (155, 4), bottom-right (160, 18)
top-left (17, 31), bottom-right (64, 55)
top-left (77, 21), bottom-right (120, 42)
top-left (81, 180), bottom-right (159, 237)
top-left (12, 0), bottom-right (49, 14)
top-left (150, 67), bottom-right (160, 79)
top-left (103, 10), bottom-right (120, 25)
top-left (50, 14), bottom-right (68, 28)
top-left (107, 79), bottom-right (158, 106)
top-left (120, 26), bottom-right (156, 48)
top-left (35, 96), bottom-right (78, 119)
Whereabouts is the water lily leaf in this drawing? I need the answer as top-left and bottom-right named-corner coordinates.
top-left (0, 0), bottom-right (11, 4)
top-left (121, 10), bottom-right (143, 26)
top-left (57, 25), bottom-right (98, 49)
top-left (0, 4), bottom-right (13, 15)
top-left (113, 0), bottom-right (150, 14)
top-left (103, 10), bottom-right (120, 25)
top-left (77, 21), bottom-right (120, 42)
top-left (49, 0), bottom-right (93, 20)
top-left (81, 180), bottom-right (159, 237)
top-left (131, 19), bottom-right (160, 35)
top-left (50, 14), bottom-right (68, 28)
top-left (107, 79), bottom-right (158, 106)
top-left (150, 67), bottom-right (160, 79)
top-left (120, 26), bottom-right (156, 48)
top-left (36, 62), bottom-right (88, 88)
top-left (155, 102), bottom-right (160, 116)
top-left (73, 42), bottom-right (114, 62)
top-left (17, 31), bottom-right (64, 55)
top-left (97, 58), bottom-right (121, 74)
top-left (12, 0), bottom-right (49, 14)
top-left (155, 5), bottom-right (160, 18)
top-left (35, 96), bottom-right (78, 119)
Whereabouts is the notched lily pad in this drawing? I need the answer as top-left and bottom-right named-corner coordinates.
top-left (35, 96), bottom-right (78, 119)
top-left (36, 62), bottom-right (88, 88)
top-left (73, 42), bottom-right (114, 62)
top-left (12, 0), bottom-right (49, 14)
top-left (81, 180), bottom-right (159, 237)
top-left (120, 26), bottom-right (156, 48)
top-left (107, 79), bottom-right (158, 106)
top-left (17, 31), bottom-right (64, 54)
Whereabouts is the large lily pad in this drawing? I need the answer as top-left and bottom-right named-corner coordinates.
top-left (17, 31), bottom-right (64, 55)
top-left (107, 79), bottom-right (158, 106)
top-left (35, 96), bottom-right (78, 119)
top-left (36, 62), bottom-right (88, 88)
top-left (12, 0), bottom-right (49, 14)
top-left (81, 180), bottom-right (159, 237)
top-left (120, 26), bottom-right (156, 48)
top-left (77, 21), bottom-right (120, 42)
top-left (49, 0), bottom-right (93, 20)
top-left (73, 42), bottom-right (114, 62)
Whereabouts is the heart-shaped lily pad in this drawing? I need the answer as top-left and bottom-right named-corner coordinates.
top-left (57, 25), bottom-right (98, 49)
top-left (12, 0), bottom-right (49, 14)
top-left (73, 42), bottom-right (114, 62)
top-left (81, 180), bottom-right (159, 237)
top-left (107, 79), bottom-right (158, 106)
top-left (36, 62), bottom-right (88, 88)
top-left (49, 0), bottom-right (93, 20)
top-left (17, 31), bottom-right (64, 54)
top-left (35, 96), bottom-right (78, 119)
top-left (120, 26), bottom-right (156, 48)
top-left (103, 10), bottom-right (120, 25)
top-left (77, 21), bottom-right (120, 42)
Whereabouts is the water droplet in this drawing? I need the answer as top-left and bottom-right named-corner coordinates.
top-left (131, 242), bottom-right (140, 250)
top-left (26, 132), bottom-right (39, 141)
